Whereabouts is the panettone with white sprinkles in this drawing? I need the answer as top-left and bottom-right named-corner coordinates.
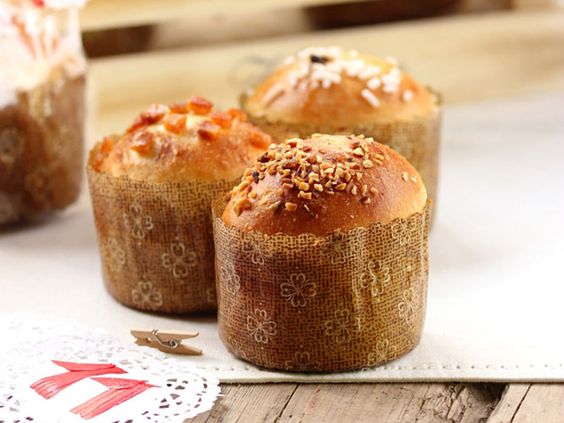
top-left (87, 97), bottom-right (271, 314)
top-left (241, 46), bottom-right (441, 215)
top-left (214, 134), bottom-right (431, 372)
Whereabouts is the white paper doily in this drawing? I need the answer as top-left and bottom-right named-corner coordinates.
top-left (0, 313), bottom-right (220, 423)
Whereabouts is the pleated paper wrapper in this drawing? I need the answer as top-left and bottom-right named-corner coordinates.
top-left (0, 71), bottom-right (86, 225)
top-left (87, 168), bottom-right (235, 314)
top-left (213, 201), bottom-right (431, 372)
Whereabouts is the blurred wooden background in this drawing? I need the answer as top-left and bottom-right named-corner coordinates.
top-left (80, 0), bottom-right (564, 139)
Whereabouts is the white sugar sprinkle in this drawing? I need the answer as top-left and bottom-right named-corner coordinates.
top-left (383, 83), bottom-right (399, 94)
top-left (367, 77), bottom-right (381, 90)
top-left (361, 89), bottom-right (380, 108)
top-left (262, 82), bottom-right (285, 105)
top-left (402, 89), bottom-right (414, 102)
top-left (279, 47), bottom-right (405, 104)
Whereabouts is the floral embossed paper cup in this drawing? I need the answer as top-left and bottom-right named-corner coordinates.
top-left (214, 134), bottom-right (430, 372)
top-left (87, 97), bottom-right (271, 313)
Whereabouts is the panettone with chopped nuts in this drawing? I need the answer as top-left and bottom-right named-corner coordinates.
top-left (214, 133), bottom-right (431, 372)
top-left (87, 97), bottom-right (271, 314)
top-left (222, 134), bottom-right (427, 236)
top-left (240, 46), bottom-right (441, 215)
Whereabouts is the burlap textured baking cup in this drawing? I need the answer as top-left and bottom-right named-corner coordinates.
top-left (0, 72), bottom-right (85, 225)
top-left (88, 168), bottom-right (236, 314)
top-left (213, 201), bottom-right (431, 372)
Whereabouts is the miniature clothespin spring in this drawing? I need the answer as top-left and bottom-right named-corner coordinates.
top-left (130, 329), bottom-right (202, 356)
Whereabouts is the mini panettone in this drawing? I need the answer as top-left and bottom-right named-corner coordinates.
top-left (213, 134), bottom-right (431, 372)
top-left (88, 97), bottom-right (271, 314)
top-left (241, 46), bottom-right (441, 213)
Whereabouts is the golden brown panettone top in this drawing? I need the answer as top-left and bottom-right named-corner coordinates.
top-left (242, 47), bottom-right (439, 129)
top-left (222, 134), bottom-right (427, 236)
top-left (89, 97), bottom-right (272, 183)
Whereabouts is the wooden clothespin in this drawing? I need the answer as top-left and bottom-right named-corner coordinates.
top-left (130, 329), bottom-right (202, 355)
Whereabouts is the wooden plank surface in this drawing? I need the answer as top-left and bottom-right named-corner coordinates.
top-left (487, 384), bottom-right (531, 423)
top-left (89, 9), bottom-right (564, 139)
top-left (80, 0), bottom-right (363, 31)
top-left (190, 382), bottom-right (564, 422)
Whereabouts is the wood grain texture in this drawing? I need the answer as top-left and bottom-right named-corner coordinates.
top-left (80, 0), bottom-right (363, 31)
top-left (190, 383), bottom-right (504, 422)
top-left (487, 384), bottom-right (530, 423)
top-left (89, 10), bottom-right (564, 140)
top-left (277, 383), bottom-right (503, 423)
top-left (189, 383), bottom-right (564, 422)
top-left (190, 384), bottom-right (298, 423)
top-left (509, 384), bottom-right (564, 423)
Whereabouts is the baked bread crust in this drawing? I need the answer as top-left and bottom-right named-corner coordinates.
top-left (242, 47), bottom-right (438, 129)
top-left (222, 134), bottom-right (426, 236)
top-left (89, 97), bottom-right (272, 183)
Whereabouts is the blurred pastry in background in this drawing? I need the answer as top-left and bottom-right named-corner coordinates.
top-left (0, 0), bottom-right (88, 225)
top-left (241, 46), bottom-right (441, 212)
top-left (87, 97), bottom-right (271, 313)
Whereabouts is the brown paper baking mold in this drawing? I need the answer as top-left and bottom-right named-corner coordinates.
top-left (213, 200), bottom-right (431, 372)
top-left (87, 168), bottom-right (235, 314)
top-left (0, 71), bottom-right (86, 225)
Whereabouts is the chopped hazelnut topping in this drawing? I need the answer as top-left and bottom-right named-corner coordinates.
top-left (411, 176), bottom-right (417, 183)
top-left (234, 197), bottom-right (252, 216)
top-left (402, 172), bottom-right (409, 181)
top-left (370, 187), bottom-right (379, 194)
top-left (362, 197), bottom-right (372, 204)
top-left (352, 147), bottom-right (364, 157)
top-left (270, 201), bottom-right (282, 211)
top-left (227, 135), bottom-right (386, 216)
top-left (285, 202), bottom-right (298, 212)
top-left (298, 181), bottom-right (310, 191)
